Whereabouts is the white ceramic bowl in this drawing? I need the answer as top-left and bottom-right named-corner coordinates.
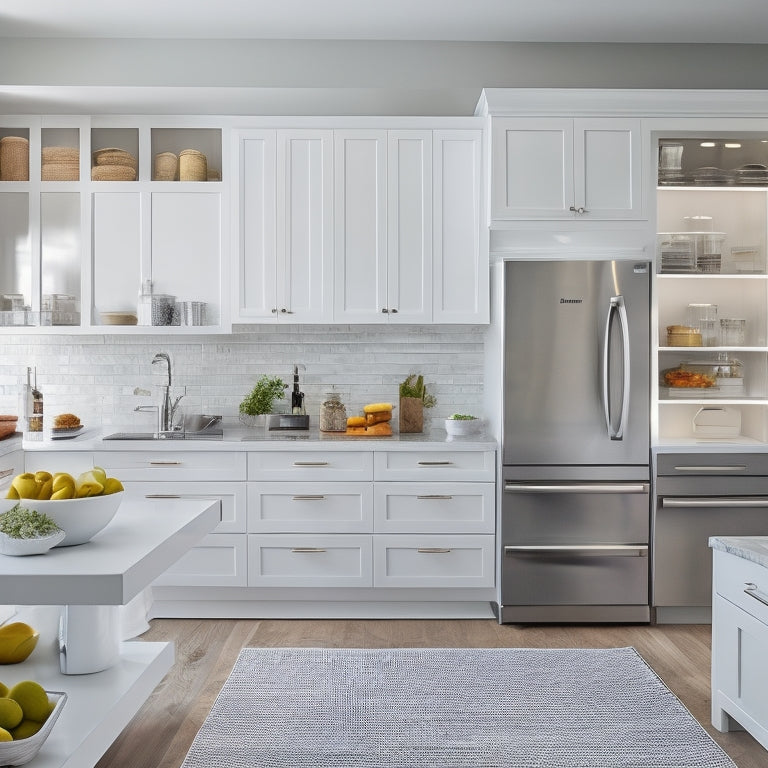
top-left (0, 691), bottom-right (66, 765)
top-left (444, 418), bottom-right (482, 436)
top-left (0, 493), bottom-right (124, 547)
top-left (0, 529), bottom-right (66, 556)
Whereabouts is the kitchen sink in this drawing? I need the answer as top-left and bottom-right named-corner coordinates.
top-left (103, 414), bottom-right (223, 441)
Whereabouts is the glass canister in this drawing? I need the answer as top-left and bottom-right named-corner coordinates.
top-left (685, 303), bottom-right (718, 347)
top-left (319, 391), bottom-right (347, 432)
top-left (720, 318), bottom-right (746, 346)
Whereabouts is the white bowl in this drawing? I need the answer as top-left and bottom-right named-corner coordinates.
top-left (444, 418), bottom-right (482, 436)
top-left (0, 493), bottom-right (123, 547)
top-left (0, 529), bottom-right (66, 556)
top-left (0, 691), bottom-right (66, 765)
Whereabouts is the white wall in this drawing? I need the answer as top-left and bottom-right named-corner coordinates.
top-left (0, 325), bottom-right (485, 429)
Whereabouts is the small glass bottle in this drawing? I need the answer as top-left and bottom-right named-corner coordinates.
top-left (319, 392), bottom-right (347, 432)
top-left (137, 279), bottom-right (153, 326)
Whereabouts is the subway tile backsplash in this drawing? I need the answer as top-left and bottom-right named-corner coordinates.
top-left (0, 325), bottom-right (485, 429)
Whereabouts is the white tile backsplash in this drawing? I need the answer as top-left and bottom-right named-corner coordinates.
top-left (0, 325), bottom-right (486, 428)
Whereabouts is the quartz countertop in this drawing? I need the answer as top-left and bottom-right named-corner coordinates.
top-left (709, 536), bottom-right (768, 569)
top-left (22, 424), bottom-right (497, 452)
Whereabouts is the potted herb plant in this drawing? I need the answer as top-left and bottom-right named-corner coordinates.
top-left (398, 374), bottom-right (436, 434)
top-left (239, 375), bottom-right (287, 427)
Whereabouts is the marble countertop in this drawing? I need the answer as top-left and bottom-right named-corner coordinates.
top-left (709, 536), bottom-right (768, 569)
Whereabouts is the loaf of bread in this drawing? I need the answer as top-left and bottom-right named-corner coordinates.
top-left (364, 422), bottom-right (392, 436)
top-left (54, 413), bottom-right (81, 428)
top-left (363, 402), bottom-right (393, 414)
top-left (346, 416), bottom-right (366, 428)
top-left (366, 410), bottom-right (392, 425)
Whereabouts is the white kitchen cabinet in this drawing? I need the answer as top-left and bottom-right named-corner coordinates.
top-left (153, 533), bottom-right (247, 587)
top-left (234, 129), bottom-right (333, 323)
top-left (490, 117), bottom-right (642, 220)
top-left (0, 449), bottom-right (22, 494)
top-left (711, 545), bottom-right (768, 750)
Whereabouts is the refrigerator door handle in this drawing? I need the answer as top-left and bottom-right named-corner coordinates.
top-left (504, 483), bottom-right (649, 494)
top-left (602, 294), bottom-right (631, 441)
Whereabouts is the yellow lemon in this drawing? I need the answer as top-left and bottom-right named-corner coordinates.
top-left (0, 682), bottom-right (8, 697)
top-left (5, 485), bottom-right (19, 499)
top-left (8, 681), bottom-right (49, 722)
top-left (12, 719), bottom-right (43, 740)
top-left (0, 727), bottom-right (12, 742)
top-left (0, 698), bottom-right (23, 730)
top-left (51, 473), bottom-right (76, 500)
top-left (10, 473), bottom-right (39, 500)
top-left (75, 471), bottom-right (104, 498)
top-left (91, 466), bottom-right (108, 485)
top-left (0, 623), bottom-right (40, 665)
top-left (102, 477), bottom-right (124, 495)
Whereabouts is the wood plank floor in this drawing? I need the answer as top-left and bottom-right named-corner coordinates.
top-left (95, 619), bottom-right (765, 768)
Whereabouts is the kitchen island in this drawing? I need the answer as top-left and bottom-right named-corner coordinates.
top-left (0, 496), bottom-right (221, 768)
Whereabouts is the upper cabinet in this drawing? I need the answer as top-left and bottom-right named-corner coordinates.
top-left (0, 116), bottom-right (229, 334)
top-left (489, 117), bottom-right (643, 221)
top-left (235, 123), bottom-right (488, 325)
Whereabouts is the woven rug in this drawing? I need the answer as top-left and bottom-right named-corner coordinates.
top-left (181, 646), bottom-right (735, 768)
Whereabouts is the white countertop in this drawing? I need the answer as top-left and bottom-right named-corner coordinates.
top-left (22, 424), bottom-right (497, 452)
top-left (709, 535), bottom-right (768, 568)
top-left (1, 496), bottom-right (221, 605)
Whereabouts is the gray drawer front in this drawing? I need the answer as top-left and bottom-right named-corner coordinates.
top-left (656, 454), bottom-right (768, 477)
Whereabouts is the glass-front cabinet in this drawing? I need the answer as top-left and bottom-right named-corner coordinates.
top-left (655, 132), bottom-right (768, 445)
top-left (0, 116), bottom-right (228, 333)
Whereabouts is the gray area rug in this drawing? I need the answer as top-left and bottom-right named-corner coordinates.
top-left (181, 646), bottom-right (735, 768)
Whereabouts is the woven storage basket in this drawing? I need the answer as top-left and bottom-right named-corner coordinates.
top-left (42, 146), bottom-right (79, 163)
top-left (154, 152), bottom-right (178, 180)
top-left (179, 149), bottom-right (207, 181)
top-left (41, 162), bottom-right (79, 181)
top-left (92, 147), bottom-right (137, 169)
top-left (91, 164), bottom-right (137, 181)
top-left (0, 136), bottom-right (30, 181)
top-left (207, 168), bottom-right (221, 181)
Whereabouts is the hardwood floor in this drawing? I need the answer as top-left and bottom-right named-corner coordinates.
top-left (95, 618), bottom-right (765, 768)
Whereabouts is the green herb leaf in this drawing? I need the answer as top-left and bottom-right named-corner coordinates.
top-left (0, 504), bottom-right (62, 539)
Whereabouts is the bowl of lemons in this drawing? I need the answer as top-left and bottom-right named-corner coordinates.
top-left (1, 467), bottom-right (124, 547)
top-left (0, 679), bottom-right (67, 765)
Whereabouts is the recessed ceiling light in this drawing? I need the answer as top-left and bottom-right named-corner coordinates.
top-left (724, 143), bottom-right (742, 149)
top-left (700, 142), bottom-right (716, 148)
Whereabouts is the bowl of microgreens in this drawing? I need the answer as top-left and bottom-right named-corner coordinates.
top-left (444, 413), bottom-right (483, 436)
top-left (0, 503), bottom-right (65, 556)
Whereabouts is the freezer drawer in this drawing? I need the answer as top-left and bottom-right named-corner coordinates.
top-left (653, 496), bottom-right (768, 607)
top-left (502, 481), bottom-right (649, 544)
top-left (502, 544), bottom-right (649, 605)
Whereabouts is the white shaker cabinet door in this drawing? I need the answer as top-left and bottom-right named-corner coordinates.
top-left (333, 130), bottom-right (388, 322)
top-left (433, 130), bottom-right (487, 323)
top-left (235, 130), bottom-right (278, 321)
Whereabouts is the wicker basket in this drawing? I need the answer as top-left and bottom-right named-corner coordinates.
top-left (91, 164), bottom-right (137, 181)
top-left (42, 146), bottom-right (79, 163)
top-left (154, 152), bottom-right (178, 181)
top-left (179, 149), bottom-right (207, 181)
top-left (207, 168), bottom-right (221, 181)
top-left (41, 162), bottom-right (79, 181)
top-left (0, 136), bottom-right (29, 181)
top-left (92, 147), bottom-right (137, 169)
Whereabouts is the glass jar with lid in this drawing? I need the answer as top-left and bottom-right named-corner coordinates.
top-left (319, 391), bottom-right (347, 432)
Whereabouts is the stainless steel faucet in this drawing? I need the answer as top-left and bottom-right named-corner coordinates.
top-left (151, 352), bottom-right (183, 433)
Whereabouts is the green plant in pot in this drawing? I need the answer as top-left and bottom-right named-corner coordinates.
top-left (239, 375), bottom-right (287, 426)
top-left (398, 374), bottom-right (436, 434)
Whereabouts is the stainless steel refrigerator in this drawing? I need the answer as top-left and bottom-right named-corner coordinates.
top-left (499, 259), bottom-right (651, 624)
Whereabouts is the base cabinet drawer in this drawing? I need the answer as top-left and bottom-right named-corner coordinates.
top-left (713, 549), bottom-right (768, 626)
top-left (95, 451), bottom-right (247, 481)
top-left (373, 535), bottom-right (494, 588)
top-left (374, 482), bottom-right (494, 533)
top-left (248, 452), bottom-right (373, 481)
top-left (153, 534), bottom-right (247, 587)
top-left (248, 534), bottom-right (373, 587)
top-left (248, 482), bottom-right (373, 533)
top-left (374, 450), bottom-right (495, 481)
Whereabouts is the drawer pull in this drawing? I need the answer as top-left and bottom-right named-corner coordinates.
top-left (149, 461), bottom-right (183, 466)
top-left (292, 461), bottom-right (329, 467)
top-left (505, 544), bottom-right (648, 557)
top-left (290, 547), bottom-right (327, 554)
top-left (744, 583), bottom-right (768, 608)
top-left (506, 483), bottom-right (648, 494)
top-left (145, 494), bottom-right (182, 499)
top-left (672, 465), bottom-right (747, 473)
top-left (292, 495), bottom-right (326, 501)
top-left (417, 547), bottom-right (452, 554)
top-left (0, 468), bottom-right (14, 480)
top-left (417, 461), bottom-right (453, 466)
top-left (416, 495), bottom-right (453, 500)
top-left (662, 497), bottom-right (768, 508)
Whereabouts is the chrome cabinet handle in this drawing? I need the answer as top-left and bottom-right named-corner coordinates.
top-left (416, 495), bottom-right (453, 500)
top-left (672, 465), bottom-right (747, 473)
top-left (145, 494), bottom-right (182, 499)
top-left (417, 461), bottom-right (453, 466)
top-left (290, 547), bottom-right (326, 553)
top-left (505, 545), bottom-right (648, 557)
top-left (569, 206), bottom-right (588, 214)
top-left (505, 483), bottom-right (648, 494)
top-left (744, 583), bottom-right (768, 608)
top-left (0, 468), bottom-right (14, 480)
top-left (390, 308), bottom-right (398, 313)
top-left (280, 308), bottom-right (293, 314)
top-left (292, 495), bottom-right (326, 501)
top-left (417, 547), bottom-right (452, 554)
top-left (662, 497), bottom-right (768, 508)
top-left (381, 308), bottom-right (389, 313)
top-left (292, 461), bottom-right (329, 467)
top-left (149, 461), bottom-right (183, 466)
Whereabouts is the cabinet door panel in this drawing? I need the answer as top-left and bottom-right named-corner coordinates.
top-left (238, 131), bottom-right (277, 320)
top-left (151, 192), bottom-right (221, 322)
top-left (334, 130), bottom-right (387, 322)
top-left (387, 131), bottom-right (431, 322)
top-left (0, 193), bottom-right (31, 307)
top-left (92, 192), bottom-right (140, 320)
top-left (153, 533), bottom-right (246, 587)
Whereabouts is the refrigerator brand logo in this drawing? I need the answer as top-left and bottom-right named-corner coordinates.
top-left (559, 298), bottom-right (583, 304)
